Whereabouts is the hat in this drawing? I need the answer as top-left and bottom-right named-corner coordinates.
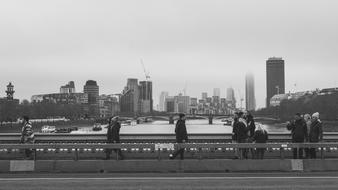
top-left (312, 112), bottom-right (320, 119)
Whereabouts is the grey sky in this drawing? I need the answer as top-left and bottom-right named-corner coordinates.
top-left (0, 0), bottom-right (337, 109)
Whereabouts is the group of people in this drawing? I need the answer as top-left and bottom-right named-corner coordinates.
top-left (19, 111), bottom-right (323, 160)
top-left (231, 111), bottom-right (269, 160)
top-left (287, 112), bottom-right (323, 159)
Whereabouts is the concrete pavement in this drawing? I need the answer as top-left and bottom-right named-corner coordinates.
top-left (1, 172), bottom-right (338, 190)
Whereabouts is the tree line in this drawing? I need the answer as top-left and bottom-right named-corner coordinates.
top-left (255, 92), bottom-right (338, 121)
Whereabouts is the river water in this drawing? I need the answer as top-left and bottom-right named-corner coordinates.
top-left (71, 119), bottom-right (288, 134)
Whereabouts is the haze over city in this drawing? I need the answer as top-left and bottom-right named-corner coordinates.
top-left (1, 0), bottom-right (338, 109)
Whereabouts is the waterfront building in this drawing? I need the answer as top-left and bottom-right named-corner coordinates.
top-left (83, 80), bottom-right (99, 117)
top-left (266, 57), bottom-right (285, 107)
top-left (60, 81), bottom-right (75, 94)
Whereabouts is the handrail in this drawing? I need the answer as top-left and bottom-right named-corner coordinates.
top-left (2, 132), bottom-right (338, 143)
top-left (0, 142), bottom-right (335, 149)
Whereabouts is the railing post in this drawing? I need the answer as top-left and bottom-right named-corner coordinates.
top-left (157, 147), bottom-right (161, 160)
top-left (280, 148), bottom-right (285, 160)
top-left (33, 148), bottom-right (37, 161)
top-left (321, 146), bottom-right (324, 160)
top-left (74, 148), bottom-right (79, 161)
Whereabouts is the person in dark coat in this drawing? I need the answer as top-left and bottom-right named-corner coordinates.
top-left (170, 113), bottom-right (188, 160)
top-left (309, 112), bottom-right (323, 159)
top-left (20, 116), bottom-right (35, 159)
top-left (232, 114), bottom-right (240, 159)
top-left (287, 113), bottom-right (308, 159)
top-left (234, 112), bottom-right (249, 159)
top-left (106, 116), bottom-right (123, 160)
top-left (251, 124), bottom-right (268, 159)
top-left (246, 112), bottom-right (256, 158)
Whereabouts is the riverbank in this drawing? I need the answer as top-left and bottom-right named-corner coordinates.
top-left (0, 120), bottom-right (94, 133)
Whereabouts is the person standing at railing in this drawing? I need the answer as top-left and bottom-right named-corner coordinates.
top-left (235, 112), bottom-right (249, 159)
top-left (106, 116), bottom-right (124, 160)
top-left (309, 112), bottom-right (323, 159)
top-left (245, 112), bottom-right (256, 159)
top-left (232, 113), bottom-right (239, 159)
top-left (287, 113), bottom-right (308, 159)
top-left (303, 114), bottom-right (312, 159)
top-left (170, 113), bottom-right (188, 160)
top-left (20, 116), bottom-right (35, 159)
top-left (251, 124), bottom-right (268, 159)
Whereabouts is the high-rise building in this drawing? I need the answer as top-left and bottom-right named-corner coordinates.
top-left (60, 81), bottom-right (75, 94)
top-left (120, 78), bottom-right (153, 114)
top-left (213, 88), bottom-right (221, 97)
top-left (139, 81), bottom-right (153, 113)
top-left (159, 91), bottom-right (169, 112)
top-left (226, 88), bottom-right (236, 108)
top-left (164, 96), bottom-right (175, 112)
top-left (84, 80), bottom-right (99, 117)
top-left (174, 93), bottom-right (190, 113)
top-left (266, 57), bottom-right (285, 107)
top-left (245, 73), bottom-right (256, 111)
top-left (201, 92), bottom-right (208, 100)
top-left (120, 78), bottom-right (139, 113)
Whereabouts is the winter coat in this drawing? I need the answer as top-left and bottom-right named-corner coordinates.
top-left (175, 119), bottom-right (188, 143)
top-left (21, 122), bottom-right (35, 144)
top-left (246, 117), bottom-right (256, 138)
top-left (287, 119), bottom-right (308, 142)
top-left (252, 130), bottom-right (268, 143)
top-left (309, 119), bottom-right (323, 142)
top-left (107, 121), bottom-right (121, 143)
top-left (235, 119), bottom-right (249, 142)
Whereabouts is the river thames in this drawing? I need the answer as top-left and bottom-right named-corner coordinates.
top-left (71, 119), bottom-right (288, 134)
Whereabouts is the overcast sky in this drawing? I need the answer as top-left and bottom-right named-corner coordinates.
top-left (0, 0), bottom-right (337, 109)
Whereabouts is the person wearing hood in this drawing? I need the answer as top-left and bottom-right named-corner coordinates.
top-left (170, 113), bottom-right (188, 160)
top-left (251, 124), bottom-right (268, 159)
top-left (20, 116), bottom-right (35, 159)
top-left (287, 113), bottom-right (308, 159)
top-left (309, 112), bottom-right (323, 159)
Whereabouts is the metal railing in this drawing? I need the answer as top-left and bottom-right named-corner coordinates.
top-left (0, 142), bottom-right (337, 160)
top-left (2, 132), bottom-right (338, 143)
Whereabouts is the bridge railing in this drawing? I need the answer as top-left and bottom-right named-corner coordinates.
top-left (0, 142), bottom-right (337, 160)
top-left (2, 132), bottom-right (338, 143)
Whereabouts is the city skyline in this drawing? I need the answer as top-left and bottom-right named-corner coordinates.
top-left (1, 0), bottom-right (338, 109)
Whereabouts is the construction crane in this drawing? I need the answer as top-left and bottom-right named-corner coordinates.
top-left (140, 59), bottom-right (151, 103)
top-left (140, 59), bottom-right (150, 81)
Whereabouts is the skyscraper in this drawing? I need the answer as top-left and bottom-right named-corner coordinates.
top-left (245, 73), bottom-right (256, 111)
top-left (159, 91), bottom-right (169, 112)
top-left (213, 88), bottom-right (221, 97)
top-left (120, 78), bottom-right (139, 113)
top-left (139, 81), bottom-right (153, 113)
top-left (226, 88), bottom-right (236, 108)
top-left (83, 80), bottom-right (99, 117)
top-left (266, 57), bottom-right (285, 107)
top-left (201, 92), bottom-right (208, 100)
